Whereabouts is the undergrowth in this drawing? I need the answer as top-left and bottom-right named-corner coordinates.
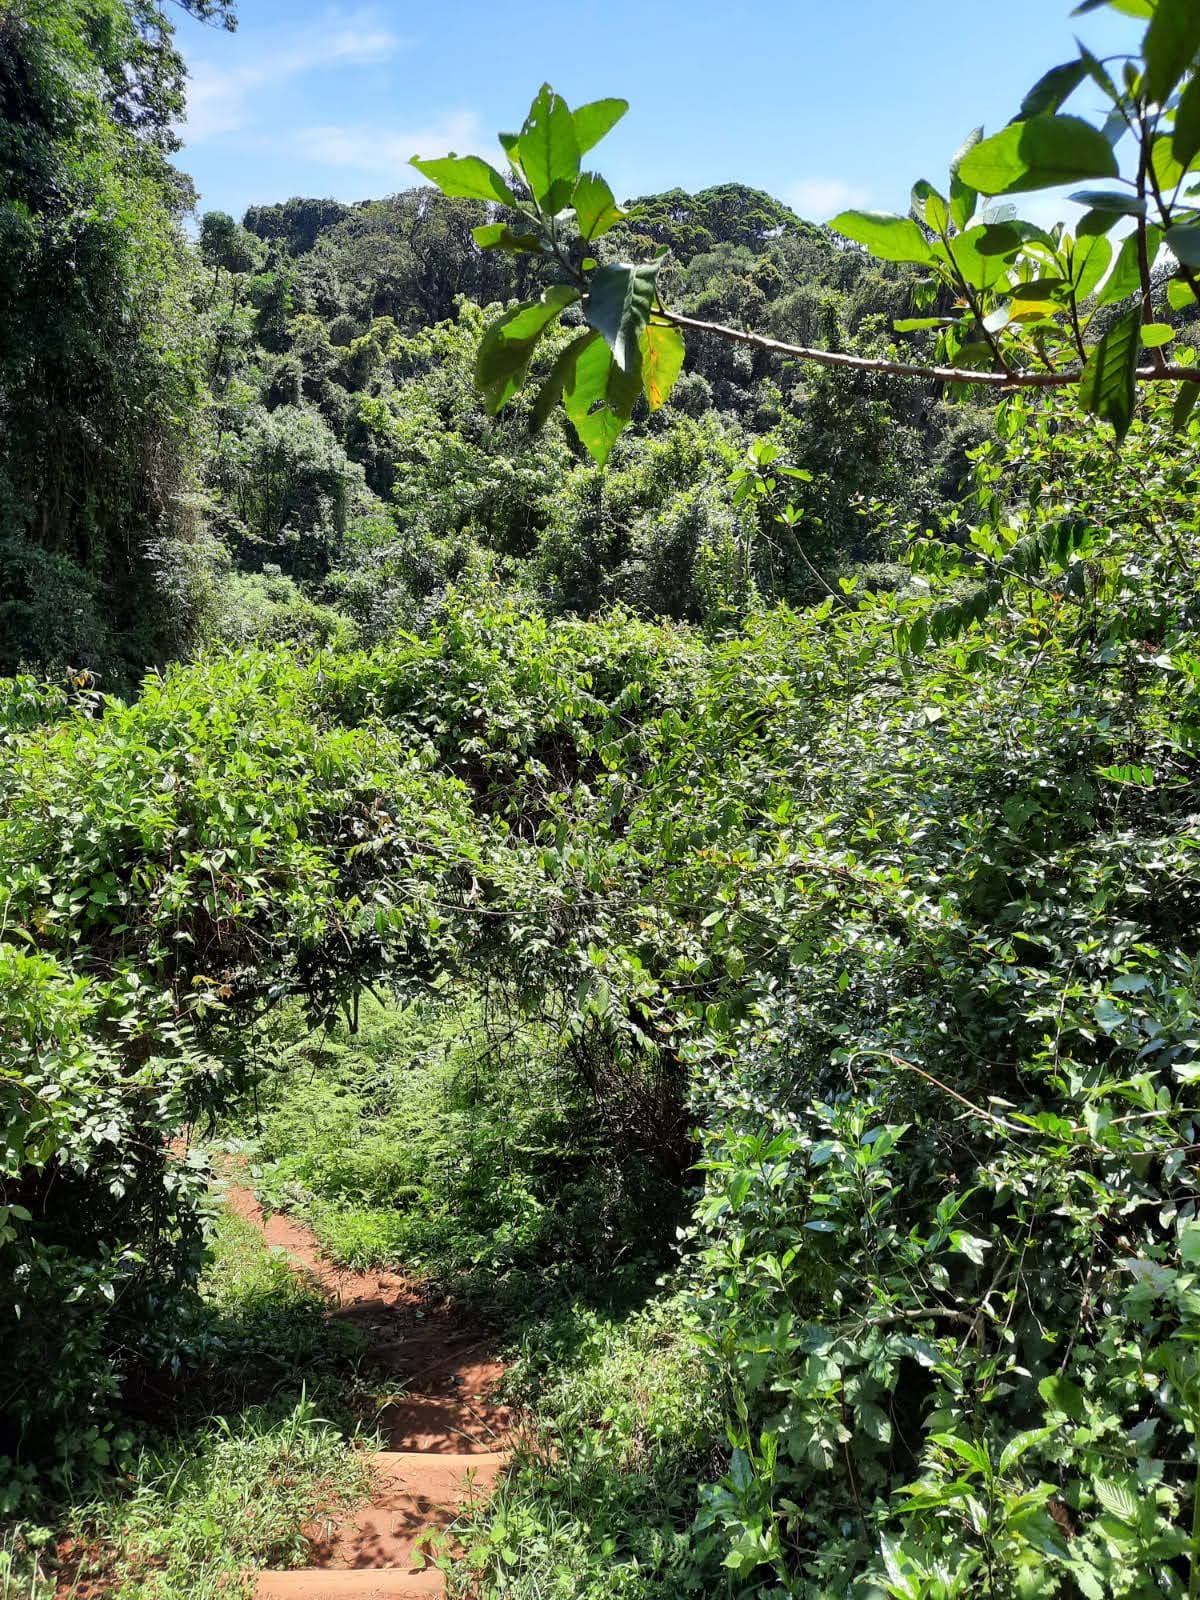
top-left (60, 1391), bottom-right (371, 1600)
top-left (234, 994), bottom-right (720, 1596)
top-left (4, 1204), bottom-right (374, 1599)
top-left (241, 995), bottom-right (685, 1324)
top-left (449, 1295), bottom-right (722, 1599)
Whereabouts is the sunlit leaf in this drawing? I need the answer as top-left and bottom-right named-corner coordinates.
top-left (1096, 227), bottom-right (1162, 304)
top-left (958, 116), bottom-right (1119, 195)
top-left (1093, 1479), bottom-right (1139, 1523)
top-left (1072, 233), bottom-right (1113, 299)
top-left (519, 84), bottom-right (580, 215)
top-left (1073, 0), bottom-right (1152, 17)
top-left (640, 322), bottom-right (686, 411)
top-left (573, 98), bottom-right (629, 156)
top-left (562, 331), bottom-right (640, 464)
top-left (945, 224), bottom-right (1023, 292)
top-left (1139, 322), bottom-right (1175, 347)
top-left (573, 172), bottom-right (624, 242)
top-left (1152, 132), bottom-right (1187, 191)
top-left (912, 180), bottom-right (949, 235)
top-left (830, 210), bottom-right (934, 264)
top-left (411, 155), bottom-right (516, 206)
top-left (998, 1426), bottom-right (1055, 1475)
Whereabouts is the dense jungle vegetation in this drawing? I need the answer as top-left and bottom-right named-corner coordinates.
top-left (7, 0), bottom-right (1200, 1595)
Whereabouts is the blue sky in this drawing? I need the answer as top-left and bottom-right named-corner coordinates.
top-left (176, 0), bottom-right (1142, 226)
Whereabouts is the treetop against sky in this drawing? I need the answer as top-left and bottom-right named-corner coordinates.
top-left (177, 0), bottom-right (1138, 221)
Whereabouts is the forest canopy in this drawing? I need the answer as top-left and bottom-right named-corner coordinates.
top-left (5, 3), bottom-right (1200, 1599)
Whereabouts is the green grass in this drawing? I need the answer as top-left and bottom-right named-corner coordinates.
top-left (5, 1198), bottom-right (376, 1599)
top-left (240, 996), bottom-right (683, 1325)
top-left (225, 995), bottom-right (723, 1598)
top-left (450, 1295), bottom-right (720, 1599)
top-left (0, 1526), bottom-right (65, 1599)
top-left (60, 1391), bottom-right (371, 1600)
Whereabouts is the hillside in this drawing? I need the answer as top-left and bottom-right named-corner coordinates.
top-left (6, 4), bottom-right (1200, 1599)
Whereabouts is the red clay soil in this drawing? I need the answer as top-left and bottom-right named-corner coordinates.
top-left (222, 1186), bottom-right (512, 1599)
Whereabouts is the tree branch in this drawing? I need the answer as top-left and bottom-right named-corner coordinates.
top-left (656, 308), bottom-right (1200, 390)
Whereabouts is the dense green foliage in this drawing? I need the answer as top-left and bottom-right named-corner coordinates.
top-left (0, 0), bottom-right (220, 681)
top-left (7, 371), bottom-right (1200, 1595)
top-left (8, 2), bottom-right (1200, 1597)
top-left (192, 186), bottom-right (954, 644)
top-left (248, 995), bottom-right (679, 1309)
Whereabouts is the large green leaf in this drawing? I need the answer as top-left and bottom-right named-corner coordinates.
top-left (640, 322), bottom-right (686, 411)
top-left (585, 262), bottom-right (660, 372)
top-left (949, 128), bottom-right (983, 231)
top-left (943, 224), bottom-right (1024, 292)
top-left (562, 332), bottom-right (639, 464)
top-left (957, 115), bottom-right (1118, 195)
top-left (1096, 226), bottom-right (1162, 304)
top-left (1166, 223), bottom-right (1200, 268)
top-left (1037, 1374), bottom-right (1085, 1422)
top-left (519, 85), bottom-right (580, 215)
top-left (829, 210), bottom-right (934, 264)
top-left (1017, 59), bottom-right (1088, 120)
top-left (1079, 305), bottom-right (1140, 439)
top-left (475, 285), bottom-right (579, 413)
top-left (531, 329), bottom-right (599, 432)
top-left (1072, 233), bottom-right (1114, 299)
top-left (1152, 132), bottom-right (1186, 191)
top-left (472, 222), bottom-right (544, 254)
top-left (573, 172), bottom-right (624, 241)
top-left (1143, 0), bottom-right (1200, 108)
top-left (410, 155), bottom-right (516, 206)
top-left (911, 180), bottom-right (949, 235)
top-left (1175, 74), bottom-right (1200, 169)
top-left (573, 98), bottom-right (629, 156)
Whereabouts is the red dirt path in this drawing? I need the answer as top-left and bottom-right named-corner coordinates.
top-left (223, 1186), bottom-right (512, 1598)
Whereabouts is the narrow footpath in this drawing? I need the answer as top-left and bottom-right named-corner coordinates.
top-left (223, 1186), bottom-right (512, 1600)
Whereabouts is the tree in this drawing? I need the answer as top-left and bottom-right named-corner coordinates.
top-left (413, 6), bottom-right (1200, 463)
top-left (0, 0), bottom-right (233, 681)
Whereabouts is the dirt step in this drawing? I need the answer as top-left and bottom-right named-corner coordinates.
top-left (304, 1452), bottom-right (507, 1570)
top-left (379, 1394), bottom-right (512, 1454)
top-left (369, 1451), bottom-right (508, 1499)
top-left (255, 1570), bottom-right (444, 1598)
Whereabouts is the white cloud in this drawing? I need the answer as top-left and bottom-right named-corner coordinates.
top-left (294, 113), bottom-right (487, 178)
top-left (784, 177), bottom-right (871, 222)
top-left (183, 11), bottom-right (404, 142)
